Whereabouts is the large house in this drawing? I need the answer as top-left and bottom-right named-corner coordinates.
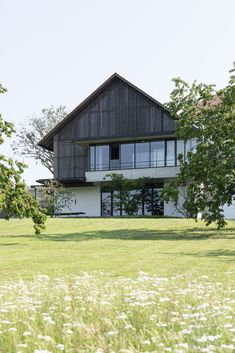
top-left (38, 73), bottom-right (234, 218)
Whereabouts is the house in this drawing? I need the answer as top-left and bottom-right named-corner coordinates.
top-left (38, 73), bottom-right (234, 218)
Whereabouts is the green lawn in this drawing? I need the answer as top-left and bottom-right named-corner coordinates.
top-left (0, 218), bottom-right (234, 282)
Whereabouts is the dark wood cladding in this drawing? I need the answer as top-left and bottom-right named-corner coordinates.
top-left (52, 76), bottom-right (176, 181)
top-left (57, 79), bottom-right (176, 143)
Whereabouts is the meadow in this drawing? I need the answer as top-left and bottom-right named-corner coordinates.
top-left (0, 218), bottom-right (235, 353)
top-left (0, 218), bottom-right (234, 281)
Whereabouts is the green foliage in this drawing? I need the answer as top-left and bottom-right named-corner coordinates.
top-left (0, 84), bottom-right (46, 234)
top-left (12, 106), bottom-right (67, 172)
top-left (104, 173), bottom-right (162, 215)
top-left (163, 63), bottom-right (235, 228)
top-left (39, 179), bottom-right (74, 216)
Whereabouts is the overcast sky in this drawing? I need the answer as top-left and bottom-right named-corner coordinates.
top-left (1, 0), bottom-right (234, 185)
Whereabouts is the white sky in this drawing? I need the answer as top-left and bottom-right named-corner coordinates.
top-left (1, 0), bottom-right (234, 185)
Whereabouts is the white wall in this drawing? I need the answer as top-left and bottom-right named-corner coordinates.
top-left (223, 202), bottom-right (235, 219)
top-left (60, 186), bottom-right (101, 217)
top-left (86, 166), bottom-right (180, 183)
top-left (163, 186), bottom-right (186, 218)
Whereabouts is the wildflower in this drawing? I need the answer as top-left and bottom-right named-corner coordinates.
top-left (107, 330), bottom-right (118, 336)
top-left (8, 327), bottom-right (17, 332)
top-left (159, 297), bottom-right (171, 302)
top-left (142, 340), bottom-right (151, 345)
top-left (56, 344), bottom-right (65, 351)
top-left (23, 331), bottom-right (32, 336)
top-left (221, 344), bottom-right (235, 350)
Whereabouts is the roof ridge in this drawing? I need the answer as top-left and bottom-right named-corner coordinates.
top-left (38, 73), bottom-right (170, 150)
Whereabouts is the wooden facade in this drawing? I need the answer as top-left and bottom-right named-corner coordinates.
top-left (39, 74), bottom-right (176, 182)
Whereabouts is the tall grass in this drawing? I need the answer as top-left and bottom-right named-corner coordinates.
top-left (0, 273), bottom-right (234, 353)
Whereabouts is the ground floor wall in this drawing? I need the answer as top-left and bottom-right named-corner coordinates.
top-left (61, 186), bottom-right (101, 217)
top-left (59, 185), bottom-right (235, 219)
top-left (223, 202), bottom-right (235, 219)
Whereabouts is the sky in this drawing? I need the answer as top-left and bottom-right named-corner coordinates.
top-left (1, 0), bottom-right (234, 185)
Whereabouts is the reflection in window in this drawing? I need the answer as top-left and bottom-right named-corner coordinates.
top-left (166, 140), bottom-right (175, 166)
top-left (121, 144), bottom-right (135, 169)
top-left (185, 139), bottom-right (197, 161)
top-left (136, 142), bottom-right (150, 168)
top-left (101, 187), bottom-right (164, 217)
top-left (96, 145), bottom-right (109, 170)
top-left (90, 146), bottom-right (95, 171)
top-left (101, 192), bottom-right (112, 216)
top-left (176, 140), bottom-right (185, 165)
top-left (151, 141), bottom-right (165, 167)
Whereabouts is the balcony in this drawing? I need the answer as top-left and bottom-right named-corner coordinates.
top-left (86, 164), bottom-right (180, 182)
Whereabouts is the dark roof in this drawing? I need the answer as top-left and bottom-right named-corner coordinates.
top-left (38, 73), bottom-right (170, 151)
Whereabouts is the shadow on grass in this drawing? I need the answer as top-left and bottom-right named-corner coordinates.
top-left (164, 249), bottom-right (235, 262)
top-left (4, 226), bottom-right (234, 242)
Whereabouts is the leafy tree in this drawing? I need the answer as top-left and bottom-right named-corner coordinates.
top-left (39, 180), bottom-right (74, 216)
top-left (104, 173), bottom-right (140, 215)
top-left (163, 64), bottom-right (235, 228)
top-left (0, 84), bottom-right (46, 234)
top-left (12, 106), bottom-right (67, 173)
top-left (104, 173), bottom-right (163, 215)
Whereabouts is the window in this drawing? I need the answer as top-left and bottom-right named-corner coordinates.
top-left (101, 185), bottom-right (164, 217)
top-left (176, 140), bottom-right (185, 165)
top-left (185, 139), bottom-right (197, 161)
top-left (90, 146), bottom-right (95, 171)
top-left (151, 141), bottom-right (165, 167)
top-left (101, 192), bottom-right (112, 216)
top-left (136, 142), bottom-right (150, 168)
top-left (95, 145), bottom-right (109, 170)
top-left (166, 140), bottom-right (175, 166)
top-left (120, 143), bottom-right (135, 169)
top-left (110, 144), bottom-right (120, 170)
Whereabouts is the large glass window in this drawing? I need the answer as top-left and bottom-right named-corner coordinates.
top-left (185, 139), bottom-right (197, 161)
top-left (151, 141), bottom-right (165, 167)
top-left (136, 142), bottom-right (150, 168)
top-left (90, 146), bottom-right (95, 171)
top-left (101, 192), bottom-right (112, 216)
top-left (101, 185), bottom-right (164, 216)
top-left (120, 143), bottom-right (135, 169)
top-left (95, 145), bottom-right (109, 170)
top-left (176, 140), bottom-right (185, 165)
top-left (166, 140), bottom-right (175, 166)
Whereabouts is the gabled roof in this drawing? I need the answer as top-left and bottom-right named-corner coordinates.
top-left (38, 73), bottom-right (171, 151)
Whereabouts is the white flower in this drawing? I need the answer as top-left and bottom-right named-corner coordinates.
top-left (37, 335), bottom-right (52, 342)
top-left (116, 312), bottom-right (127, 320)
top-left (159, 297), bottom-right (171, 302)
top-left (23, 331), bottom-right (32, 336)
top-left (142, 339), bottom-right (151, 345)
top-left (221, 344), bottom-right (235, 350)
top-left (106, 330), bottom-right (118, 336)
top-left (56, 344), bottom-right (65, 351)
top-left (8, 327), bottom-right (17, 332)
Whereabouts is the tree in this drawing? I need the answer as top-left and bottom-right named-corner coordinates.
top-left (0, 84), bottom-right (46, 234)
top-left (104, 173), bottom-right (163, 216)
top-left (39, 180), bottom-right (74, 216)
top-left (163, 64), bottom-right (235, 228)
top-left (12, 106), bottom-right (67, 173)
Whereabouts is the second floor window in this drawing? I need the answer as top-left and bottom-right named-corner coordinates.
top-left (89, 139), bottom-right (196, 171)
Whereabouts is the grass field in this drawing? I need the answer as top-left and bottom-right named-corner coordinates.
top-left (0, 218), bottom-right (235, 352)
top-left (0, 218), bottom-right (234, 281)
